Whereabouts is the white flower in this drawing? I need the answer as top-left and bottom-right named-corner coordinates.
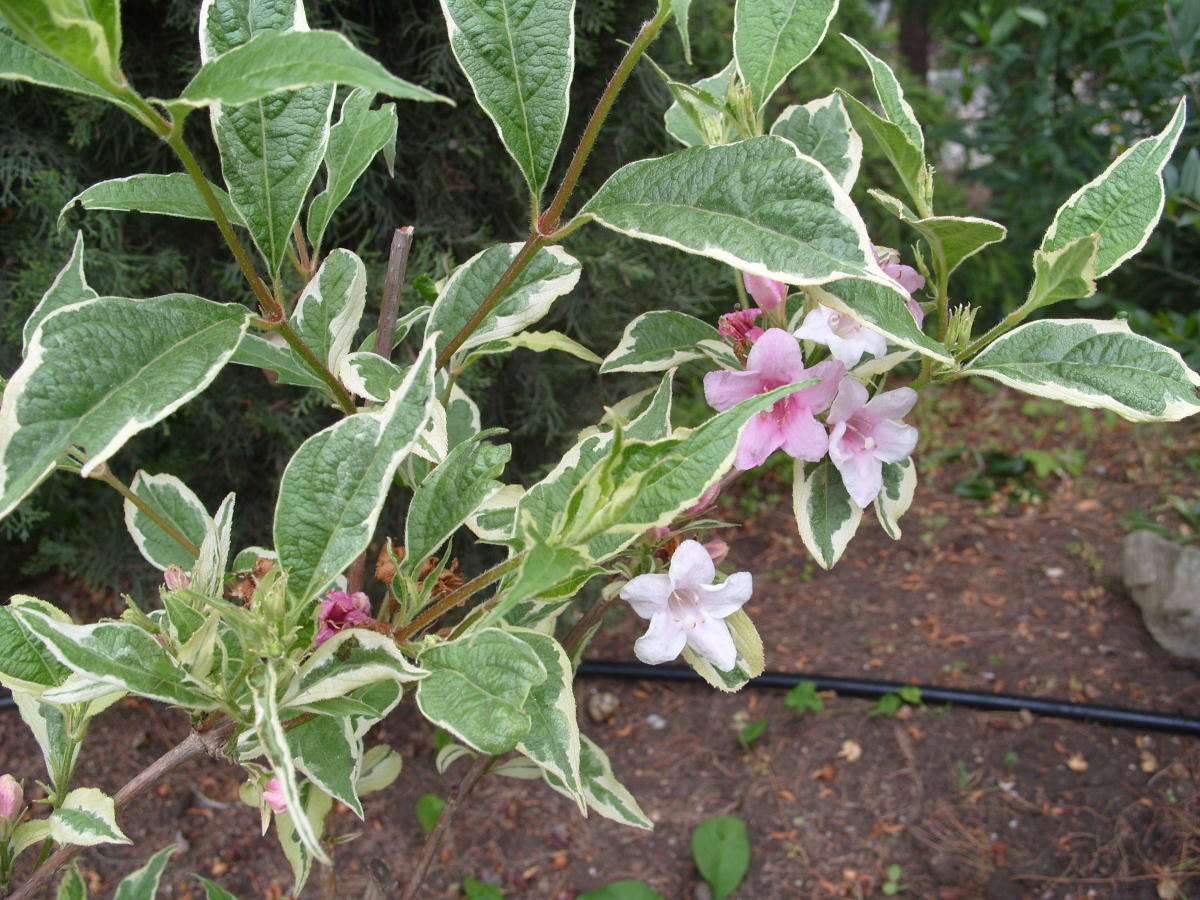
top-left (620, 540), bottom-right (753, 672)
top-left (793, 304), bottom-right (887, 368)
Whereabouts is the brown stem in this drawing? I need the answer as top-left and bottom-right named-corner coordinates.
top-left (345, 552), bottom-right (368, 595)
top-left (318, 802), bottom-right (339, 900)
top-left (292, 222), bottom-right (313, 278)
top-left (562, 593), bottom-right (617, 658)
top-left (273, 321), bottom-right (357, 415)
top-left (392, 554), bottom-right (523, 643)
top-left (9, 722), bottom-right (237, 900)
top-left (375, 227), bottom-right (414, 359)
top-left (398, 754), bottom-right (492, 900)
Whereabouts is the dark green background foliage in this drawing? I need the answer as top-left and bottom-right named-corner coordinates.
top-left (0, 0), bottom-right (1192, 593)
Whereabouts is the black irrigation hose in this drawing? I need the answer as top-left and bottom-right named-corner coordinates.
top-left (2, 662), bottom-right (1197, 737)
top-left (577, 660), bottom-right (1200, 738)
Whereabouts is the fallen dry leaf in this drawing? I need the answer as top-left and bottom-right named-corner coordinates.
top-left (838, 740), bottom-right (863, 762)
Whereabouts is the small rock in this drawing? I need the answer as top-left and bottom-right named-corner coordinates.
top-left (586, 691), bottom-right (620, 723)
top-left (1123, 530), bottom-right (1200, 660)
top-left (693, 883), bottom-right (714, 900)
top-left (645, 713), bottom-right (667, 730)
top-left (1044, 567), bottom-right (1065, 579)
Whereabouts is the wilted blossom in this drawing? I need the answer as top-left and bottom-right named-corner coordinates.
top-left (315, 590), bottom-right (372, 646)
top-left (0, 774), bottom-right (22, 822)
top-left (163, 565), bottom-right (190, 591)
top-left (261, 778), bottom-right (287, 815)
top-left (742, 272), bottom-right (788, 311)
top-left (826, 376), bottom-right (919, 508)
top-left (717, 307), bottom-right (764, 343)
top-left (793, 304), bottom-right (887, 368)
top-left (620, 539), bottom-right (752, 672)
top-left (874, 248), bottom-right (926, 326)
top-left (703, 328), bottom-right (844, 470)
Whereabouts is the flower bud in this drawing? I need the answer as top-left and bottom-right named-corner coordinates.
top-left (0, 774), bottom-right (23, 822)
top-left (943, 304), bottom-right (979, 355)
top-left (262, 778), bottom-right (287, 814)
top-left (704, 539), bottom-right (729, 565)
top-left (163, 565), bottom-right (190, 591)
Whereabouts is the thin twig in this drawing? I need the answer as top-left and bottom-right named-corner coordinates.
top-left (375, 227), bottom-right (414, 359)
top-left (398, 754), bottom-right (492, 900)
top-left (9, 721), bottom-right (237, 900)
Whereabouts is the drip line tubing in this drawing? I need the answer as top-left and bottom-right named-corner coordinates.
top-left (576, 660), bottom-right (1200, 737)
top-left (1, 662), bottom-right (1196, 737)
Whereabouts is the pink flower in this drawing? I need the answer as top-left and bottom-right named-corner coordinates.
top-left (0, 774), bottom-right (22, 822)
top-left (742, 273), bottom-right (788, 311)
top-left (315, 590), bottom-right (372, 646)
top-left (874, 248), bottom-right (926, 327)
top-left (703, 329), bottom-right (844, 470)
top-left (717, 308), bottom-right (764, 343)
top-left (793, 304), bottom-right (887, 368)
top-left (620, 540), bottom-right (752, 671)
top-left (262, 778), bottom-right (287, 815)
top-left (683, 481), bottom-right (722, 516)
top-left (826, 377), bottom-right (919, 508)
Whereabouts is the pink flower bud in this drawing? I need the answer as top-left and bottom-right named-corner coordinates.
top-left (262, 778), bottom-right (287, 814)
top-left (704, 539), bottom-right (729, 565)
top-left (683, 482), bottom-right (722, 516)
top-left (0, 775), bottom-right (23, 822)
top-left (742, 273), bottom-right (788, 311)
top-left (163, 565), bottom-right (190, 591)
top-left (644, 526), bottom-right (671, 543)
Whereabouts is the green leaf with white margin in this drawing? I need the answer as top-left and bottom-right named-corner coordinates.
top-left (623, 368), bottom-right (676, 442)
top-left (600, 310), bottom-right (737, 374)
top-left (544, 734), bottom-right (652, 829)
top-left (403, 432), bottom-right (510, 573)
top-left (733, 0), bottom-right (837, 110)
top-left (58, 173), bottom-right (241, 229)
top-left (771, 94), bottom-right (862, 192)
top-left (0, 596), bottom-right (71, 692)
top-left (282, 629), bottom-right (426, 709)
top-left (492, 542), bottom-right (605, 620)
top-left (808, 277), bottom-right (952, 363)
top-left (190, 492), bottom-right (234, 598)
top-left (307, 89), bottom-right (398, 256)
top-left (0, 0), bottom-right (124, 92)
top-left (837, 89), bottom-right (930, 215)
top-left (869, 189), bottom-right (1006, 278)
top-left (12, 688), bottom-right (84, 793)
top-left (965, 319), bottom-right (1200, 422)
top-left (49, 787), bottom-right (129, 847)
top-left (177, 28), bottom-right (449, 108)
top-left (195, 877), bottom-right (240, 900)
top-left (425, 242), bottom-right (581, 362)
top-left (509, 628), bottom-right (585, 810)
top-left (842, 34), bottom-right (923, 152)
top-left (112, 844), bottom-right (177, 900)
top-left (56, 865), bottom-right (87, 900)
top-left (12, 819), bottom-right (52, 861)
top-left (290, 249), bottom-right (366, 372)
top-left (230, 333), bottom-right (329, 393)
top-left (22, 231), bottom-right (96, 357)
top-left (439, 0), bottom-right (573, 201)
top-left (516, 430), bottom-right (613, 543)
top-left (682, 608), bottom-right (763, 692)
top-left (0, 28), bottom-right (122, 104)
top-left (463, 330), bottom-right (602, 367)
top-left (13, 609), bottom-right (219, 708)
top-left (671, 0), bottom-right (693, 63)
top-left (793, 458), bottom-right (862, 569)
top-left (273, 781), bottom-right (333, 897)
top-left (874, 457), bottom-right (915, 540)
top-left (275, 342), bottom-right (436, 603)
top-left (122, 471), bottom-right (209, 571)
top-left (1042, 98), bottom-right (1186, 277)
top-left (580, 136), bottom-right (884, 288)
top-left (0, 294), bottom-right (251, 520)
top-left (356, 744), bottom-right (403, 796)
top-left (288, 715), bottom-right (363, 818)
top-left (415, 628), bottom-right (547, 754)
top-left (466, 483), bottom-right (525, 543)
top-left (198, 0), bottom-right (331, 280)
top-left (1026, 233), bottom-right (1100, 310)
top-left (253, 664), bottom-right (328, 863)
top-left (338, 351), bottom-right (406, 403)
top-left (663, 61), bottom-right (737, 148)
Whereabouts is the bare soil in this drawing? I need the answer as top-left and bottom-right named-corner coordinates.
top-left (3, 382), bottom-right (1199, 900)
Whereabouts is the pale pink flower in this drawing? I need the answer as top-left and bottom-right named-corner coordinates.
top-left (620, 540), bottom-right (752, 671)
top-left (0, 775), bottom-right (22, 822)
top-left (163, 565), bottom-right (190, 591)
top-left (683, 481), bottom-right (722, 516)
top-left (717, 308), bottom-right (763, 343)
top-left (793, 304), bottom-right (887, 368)
top-left (826, 377), bottom-right (918, 508)
top-left (315, 590), bottom-right (372, 646)
top-left (703, 539), bottom-right (729, 565)
top-left (874, 248), bottom-right (926, 326)
top-left (703, 329), bottom-right (844, 470)
top-left (262, 778), bottom-right (287, 815)
top-left (742, 273), bottom-right (788, 311)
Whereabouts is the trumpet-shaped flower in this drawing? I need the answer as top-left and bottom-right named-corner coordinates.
top-left (826, 377), bottom-right (919, 508)
top-left (315, 590), bottom-right (372, 646)
top-left (742, 272), bottom-right (788, 311)
top-left (717, 308), bottom-right (764, 343)
top-left (793, 304), bottom-right (887, 368)
top-left (703, 329), bottom-right (843, 470)
top-left (620, 540), bottom-right (752, 672)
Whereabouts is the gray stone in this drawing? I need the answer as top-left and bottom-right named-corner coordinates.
top-left (1123, 530), bottom-right (1200, 660)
